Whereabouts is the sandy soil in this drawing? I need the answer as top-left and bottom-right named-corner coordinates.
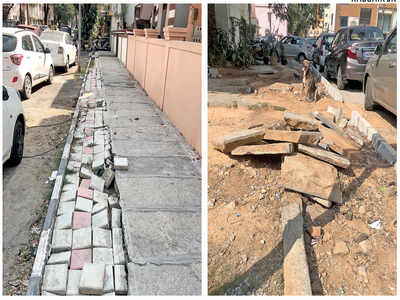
top-left (208, 66), bottom-right (396, 295)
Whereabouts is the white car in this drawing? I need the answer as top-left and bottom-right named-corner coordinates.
top-left (3, 28), bottom-right (54, 99)
top-left (3, 86), bottom-right (25, 166)
top-left (40, 30), bottom-right (77, 72)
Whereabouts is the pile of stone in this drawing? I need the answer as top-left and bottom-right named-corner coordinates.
top-left (41, 65), bottom-right (128, 295)
top-left (213, 108), bottom-right (364, 208)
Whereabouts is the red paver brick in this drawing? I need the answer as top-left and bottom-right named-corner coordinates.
top-left (80, 179), bottom-right (91, 189)
top-left (78, 186), bottom-right (94, 200)
top-left (83, 147), bottom-right (94, 155)
top-left (70, 249), bottom-right (92, 270)
top-left (72, 211), bottom-right (92, 229)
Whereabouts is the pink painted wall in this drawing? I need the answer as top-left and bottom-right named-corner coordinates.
top-left (254, 4), bottom-right (287, 38)
top-left (123, 36), bottom-right (201, 155)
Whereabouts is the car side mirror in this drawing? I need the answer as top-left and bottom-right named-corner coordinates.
top-left (44, 47), bottom-right (51, 54)
top-left (374, 44), bottom-right (382, 55)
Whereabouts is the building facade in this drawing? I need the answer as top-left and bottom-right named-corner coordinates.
top-left (4, 4), bottom-right (54, 26)
top-left (253, 4), bottom-right (287, 38)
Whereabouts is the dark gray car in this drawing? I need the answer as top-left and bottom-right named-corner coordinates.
top-left (364, 27), bottom-right (397, 115)
top-left (324, 26), bottom-right (385, 89)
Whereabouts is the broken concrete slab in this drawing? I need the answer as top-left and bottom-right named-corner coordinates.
top-left (281, 153), bottom-right (342, 204)
top-left (283, 111), bottom-right (320, 130)
top-left (312, 110), bottom-right (344, 136)
top-left (213, 128), bottom-right (265, 153)
top-left (297, 144), bottom-right (350, 169)
top-left (79, 263), bottom-right (105, 295)
top-left (263, 130), bottom-right (321, 145)
top-left (319, 126), bottom-right (360, 156)
top-left (345, 127), bottom-right (364, 147)
top-left (281, 202), bottom-right (312, 296)
top-left (42, 264), bottom-right (69, 295)
top-left (231, 143), bottom-right (293, 156)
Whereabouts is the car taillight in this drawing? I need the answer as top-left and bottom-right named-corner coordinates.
top-left (320, 50), bottom-right (323, 55)
top-left (58, 47), bottom-right (63, 54)
top-left (10, 54), bottom-right (23, 65)
top-left (307, 46), bottom-right (311, 51)
top-left (346, 47), bottom-right (357, 59)
top-left (12, 76), bottom-right (18, 82)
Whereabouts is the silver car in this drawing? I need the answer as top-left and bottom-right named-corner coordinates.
top-left (363, 27), bottom-right (397, 115)
top-left (277, 35), bottom-right (313, 64)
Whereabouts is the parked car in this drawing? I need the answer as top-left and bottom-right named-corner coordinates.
top-left (16, 24), bottom-right (40, 36)
top-left (363, 27), bottom-right (397, 115)
top-left (40, 30), bottom-right (77, 72)
top-left (3, 85), bottom-right (25, 166)
top-left (324, 26), bottom-right (385, 89)
top-left (311, 32), bottom-right (335, 71)
top-left (3, 28), bottom-right (54, 99)
top-left (276, 35), bottom-right (313, 64)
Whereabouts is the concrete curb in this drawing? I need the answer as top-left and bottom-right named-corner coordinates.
top-left (310, 64), bottom-right (344, 103)
top-left (26, 56), bottom-right (93, 296)
top-left (349, 110), bottom-right (396, 164)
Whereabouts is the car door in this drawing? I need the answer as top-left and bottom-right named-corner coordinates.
top-left (31, 34), bottom-right (47, 80)
top-left (21, 35), bottom-right (37, 81)
top-left (3, 86), bottom-right (13, 162)
top-left (374, 29), bottom-right (397, 113)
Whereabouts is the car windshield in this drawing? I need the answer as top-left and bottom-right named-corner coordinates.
top-left (350, 27), bottom-right (384, 41)
top-left (325, 35), bottom-right (335, 43)
top-left (3, 34), bottom-right (17, 52)
top-left (40, 32), bottom-right (64, 42)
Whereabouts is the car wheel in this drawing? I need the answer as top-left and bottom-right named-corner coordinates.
top-left (21, 75), bottom-right (32, 99)
top-left (298, 53), bottom-right (306, 64)
top-left (7, 119), bottom-right (24, 166)
top-left (47, 66), bottom-right (54, 84)
top-left (364, 77), bottom-right (375, 111)
top-left (337, 65), bottom-right (346, 90)
top-left (64, 57), bottom-right (69, 73)
top-left (323, 63), bottom-right (330, 80)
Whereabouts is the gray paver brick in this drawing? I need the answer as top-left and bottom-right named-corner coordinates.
top-left (42, 264), bottom-right (68, 295)
top-left (114, 157), bottom-right (128, 170)
top-left (90, 174), bottom-right (105, 192)
top-left (57, 201), bottom-right (75, 216)
top-left (52, 229), bottom-right (72, 252)
top-left (114, 265), bottom-right (128, 295)
top-left (59, 190), bottom-right (77, 203)
top-left (72, 227), bottom-right (92, 250)
top-left (93, 202), bottom-right (108, 215)
top-left (93, 248), bottom-right (114, 265)
top-left (111, 208), bottom-right (121, 228)
top-left (104, 265), bottom-right (114, 293)
top-left (80, 167), bottom-right (93, 179)
top-left (47, 251), bottom-right (71, 265)
top-left (75, 196), bottom-right (93, 213)
top-left (112, 227), bottom-right (125, 265)
top-left (93, 228), bottom-right (112, 248)
top-left (66, 269), bottom-right (81, 295)
top-left (79, 263), bottom-right (105, 295)
top-left (55, 213), bottom-right (73, 230)
top-left (92, 209), bottom-right (109, 229)
top-left (94, 190), bottom-right (108, 204)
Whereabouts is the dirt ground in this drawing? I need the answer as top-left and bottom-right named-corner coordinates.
top-left (208, 65), bottom-right (397, 295)
top-left (3, 55), bottom-right (88, 295)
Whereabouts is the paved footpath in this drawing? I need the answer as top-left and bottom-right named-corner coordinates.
top-left (99, 53), bottom-right (201, 295)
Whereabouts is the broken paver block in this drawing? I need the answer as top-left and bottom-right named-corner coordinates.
top-left (60, 190), bottom-right (77, 203)
top-left (281, 153), bottom-right (342, 204)
top-left (92, 209), bottom-right (109, 229)
top-left (72, 227), bottom-right (92, 250)
top-left (66, 270), bottom-right (81, 295)
top-left (263, 130), bottom-right (321, 145)
top-left (104, 265), bottom-right (114, 293)
top-left (57, 201), bottom-right (75, 216)
top-left (94, 190), bottom-right (108, 205)
top-left (70, 248), bottom-right (92, 270)
top-left (93, 228), bottom-right (112, 248)
top-left (79, 263), bottom-right (105, 295)
top-left (112, 228), bottom-right (125, 265)
top-left (75, 196), bottom-right (93, 213)
top-left (319, 126), bottom-right (360, 156)
top-left (103, 168), bottom-right (115, 189)
top-left (281, 203), bottom-right (312, 296)
top-left (78, 186), bottom-right (94, 200)
top-left (312, 110), bottom-right (344, 136)
top-left (338, 118), bottom-right (348, 129)
top-left (72, 211), bottom-right (92, 230)
top-left (283, 111), bottom-right (320, 130)
top-left (55, 212), bottom-right (73, 230)
top-left (297, 144), bottom-right (350, 169)
top-left (114, 265), bottom-right (128, 295)
top-left (93, 202), bottom-right (108, 215)
top-left (309, 196), bottom-right (333, 208)
top-left (213, 128), bottom-right (265, 153)
top-left (93, 248), bottom-right (114, 265)
top-left (80, 166), bottom-right (93, 179)
top-left (108, 195), bottom-right (119, 209)
top-left (231, 143), bottom-right (293, 156)
top-left (52, 229), bottom-right (72, 252)
top-left (47, 251), bottom-right (71, 265)
top-left (42, 264), bottom-right (69, 295)
top-left (90, 175), bottom-right (105, 192)
top-left (111, 208), bottom-right (121, 228)
top-left (114, 156), bottom-right (129, 170)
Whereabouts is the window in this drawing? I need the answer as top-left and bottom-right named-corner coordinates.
top-left (360, 8), bottom-right (372, 25)
top-left (384, 30), bottom-right (397, 54)
top-left (349, 27), bottom-right (384, 41)
top-left (339, 16), bottom-right (348, 27)
top-left (3, 34), bottom-right (17, 52)
top-left (21, 35), bottom-right (34, 51)
top-left (32, 35), bottom-right (44, 52)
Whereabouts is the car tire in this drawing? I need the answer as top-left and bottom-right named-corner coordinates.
top-left (364, 77), bottom-right (375, 111)
top-left (298, 53), bottom-right (306, 64)
top-left (64, 57), bottom-right (69, 73)
top-left (323, 63), bottom-right (330, 80)
top-left (337, 65), bottom-right (346, 90)
top-left (47, 66), bottom-right (54, 84)
top-left (7, 119), bottom-right (24, 166)
top-left (21, 75), bottom-right (32, 99)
